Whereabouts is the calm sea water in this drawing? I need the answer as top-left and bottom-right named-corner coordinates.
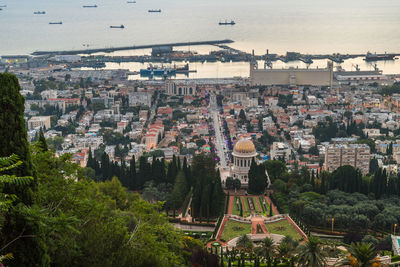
top-left (1, 0), bottom-right (400, 75)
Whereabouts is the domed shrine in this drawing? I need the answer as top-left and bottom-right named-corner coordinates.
top-left (230, 138), bottom-right (257, 187)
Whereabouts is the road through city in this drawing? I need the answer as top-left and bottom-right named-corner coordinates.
top-left (210, 94), bottom-right (228, 170)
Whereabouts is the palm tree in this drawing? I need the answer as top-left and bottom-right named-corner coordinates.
top-left (335, 242), bottom-right (379, 267)
top-left (277, 242), bottom-right (291, 258)
top-left (297, 236), bottom-right (327, 267)
top-left (277, 235), bottom-right (298, 258)
top-left (255, 237), bottom-right (275, 263)
top-left (236, 234), bottom-right (253, 253)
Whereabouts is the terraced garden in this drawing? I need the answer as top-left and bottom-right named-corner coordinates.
top-left (265, 219), bottom-right (303, 241)
top-left (231, 196), bottom-right (275, 217)
top-left (220, 220), bottom-right (251, 242)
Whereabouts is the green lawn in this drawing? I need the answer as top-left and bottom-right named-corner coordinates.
top-left (221, 220), bottom-right (251, 242)
top-left (253, 197), bottom-right (262, 212)
top-left (232, 197), bottom-right (241, 215)
top-left (265, 219), bottom-right (302, 240)
top-left (242, 197), bottom-right (250, 211)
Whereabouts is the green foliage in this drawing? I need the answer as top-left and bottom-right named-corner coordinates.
top-left (277, 94), bottom-right (293, 108)
top-left (329, 165), bottom-right (362, 194)
top-left (191, 154), bottom-right (225, 219)
top-left (168, 171), bottom-right (188, 212)
top-left (236, 234), bottom-right (253, 252)
top-left (263, 160), bottom-right (286, 182)
top-left (37, 130), bottom-right (48, 152)
top-left (32, 151), bottom-right (186, 266)
top-left (379, 82), bottom-right (400, 96)
top-left (248, 159), bottom-right (268, 194)
top-left (336, 242), bottom-right (378, 267)
top-left (296, 236), bottom-right (327, 267)
top-left (0, 73), bottom-right (46, 266)
top-left (0, 155), bottom-right (33, 212)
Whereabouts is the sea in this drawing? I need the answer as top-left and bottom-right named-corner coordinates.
top-left (1, 0), bottom-right (400, 78)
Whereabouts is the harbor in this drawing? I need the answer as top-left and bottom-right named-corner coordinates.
top-left (31, 40), bottom-right (234, 56)
top-left (40, 45), bottom-right (400, 69)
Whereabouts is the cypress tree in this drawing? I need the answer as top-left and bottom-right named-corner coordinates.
top-left (247, 158), bottom-right (257, 194)
top-left (311, 170), bottom-right (315, 190)
top-left (160, 158), bottom-right (167, 183)
top-left (100, 152), bottom-right (110, 181)
top-left (38, 130), bottom-right (48, 152)
top-left (177, 156), bottom-right (181, 170)
top-left (167, 162), bottom-right (174, 184)
top-left (321, 171), bottom-right (326, 194)
top-left (182, 157), bottom-right (191, 189)
top-left (0, 73), bottom-right (48, 266)
top-left (269, 202), bottom-right (273, 217)
top-left (211, 170), bottom-right (225, 217)
top-left (86, 148), bottom-right (96, 170)
top-left (139, 156), bottom-right (151, 188)
top-left (129, 155), bottom-right (136, 189)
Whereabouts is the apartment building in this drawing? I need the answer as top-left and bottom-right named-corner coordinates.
top-left (270, 142), bottom-right (292, 161)
top-left (324, 144), bottom-right (370, 175)
top-left (28, 116), bottom-right (52, 130)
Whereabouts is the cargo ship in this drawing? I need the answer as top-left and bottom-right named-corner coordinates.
top-left (219, 20), bottom-right (235, 25)
top-left (127, 1), bottom-right (136, 3)
top-left (148, 9), bottom-right (161, 13)
top-left (110, 25), bottom-right (125, 29)
top-left (83, 5), bottom-right (97, 8)
top-left (49, 22), bottom-right (62, 25)
top-left (140, 65), bottom-right (175, 76)
top-left (34, 11), bottom-right (46, 14)
top-left (365, 52), bottom-right (395, 61)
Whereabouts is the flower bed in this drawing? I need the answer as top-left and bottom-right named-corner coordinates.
top-left (247, 197), bottom-right (255, 211)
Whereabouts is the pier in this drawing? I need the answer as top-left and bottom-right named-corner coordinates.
top-left (31, 39), bottom-right (234, 56)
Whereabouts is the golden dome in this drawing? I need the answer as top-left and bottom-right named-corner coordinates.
top-left (234, 138), bottom-right (256, 154)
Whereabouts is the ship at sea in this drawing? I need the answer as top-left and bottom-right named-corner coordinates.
top-left (49, 22), bottom-right (62, 25)
top-left (127, 1), bottom-right (136, 3)
top-left (110, 25), bottom-right (125, 29)
top-left (365, 52), bottom-right (395, 61)
top-left (219, 20), bottom-right (235, 25)
top-left (34, 11), bottom-right (46, 14)
top-left (148, 9), bottom-right (161, 13)
top-left (83, 5), bottom-right (98, 8)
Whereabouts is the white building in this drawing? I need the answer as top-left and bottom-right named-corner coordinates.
top-left (129, 92), bottom-right (152, 107)
top-left (27, 116), bottom-right (52, 130)
top-left (166, 81), bottom-right (196, 96)
top-left (270, 142), bottom-right (291, 161)
top-left (230, 139), bottom-right (257, 187)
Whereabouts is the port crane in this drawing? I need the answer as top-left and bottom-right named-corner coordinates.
top-left (352, 63), bottom-right (360, 71)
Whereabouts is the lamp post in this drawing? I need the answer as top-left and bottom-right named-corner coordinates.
top-left (331, 217), bottom-right (334, 233)
top-left (394, 223), bottom-right (397, 235)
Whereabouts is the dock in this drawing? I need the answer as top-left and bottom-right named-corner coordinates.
top-left (31, 39), bottom-right (234, 56)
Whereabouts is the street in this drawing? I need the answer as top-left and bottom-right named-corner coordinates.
top-left (210, 94), bottom-right (228, 170)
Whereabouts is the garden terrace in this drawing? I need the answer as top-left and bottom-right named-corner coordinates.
top-left (220, 220), bottom-right (252, 242)
top-left (264, 219), bottom-right (303, 241)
